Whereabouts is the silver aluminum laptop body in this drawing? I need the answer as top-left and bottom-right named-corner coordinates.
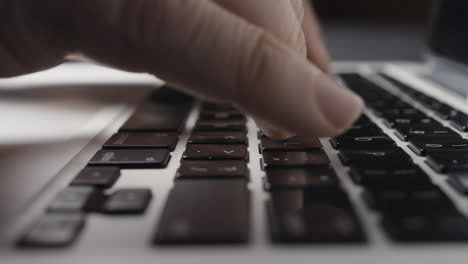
top-left (2, 1), bottom-right (468, 263)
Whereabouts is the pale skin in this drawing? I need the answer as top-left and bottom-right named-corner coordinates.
top-left (0, 0), bottom-right (364, 138)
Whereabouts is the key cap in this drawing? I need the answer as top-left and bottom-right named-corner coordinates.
top-left (363, 186), bottom-right (455, 213)
top-left (89, 149), bottom-right (171, 168)
top-left (201, 102), bottom-right (236, 111)
top-left (199, 110), bottom-right (245, 121)
top-left (377, 108), bottom-right (423, 119)
top-left (154, 179), bottom-right (249, 244)
top-left (339, 148), bottom-right (411, 166)
top-left (450, 113), bottom-right (468, 132)
top-left (383, 117), bottom-right (438, 128)
top-left (350, 166), bottom-right (432, 189)
top-left (188, 132), bottom-right (247, 145)
top-left (330, 136), bottom-right (395, 150)
top-left (448, 172), bottom-right (468, 195)
top-left (71, 167), bottom-right (120, 188)
top-left (409, 139), bottom-right (468, 156)
top-left (395, 125), bottom-right (460, 141)
top-left (183, 144), bottom-right (247, 161)
top-left (426, 153), bottom-right (468, 173)
top-left (18, 214), bottom-right (85, 248)
top-left (267, 189), bottom-right (366, 243)
top-left (264, 168), bottom-right (339, 190)
top-left (339, 124), bottom-right (383, 137)
top-left (177, 161), bottom-right (248, 179)
top-left (260, 137), bottom-right (322, 152)
top-left (102, 188), bottom-right (152, 214)
top-left (194, 120), bottom-right (246, 132)
top-left (103, 132), bottom-right (179, 151)
top-left (382, 213), bottom-right (468, 242)
top-left (47, 187), bottom-right (102, 213)
top-left (262, 152), bottom-right (330, 169)
top-left (120, 103), bottom-right (190, 132)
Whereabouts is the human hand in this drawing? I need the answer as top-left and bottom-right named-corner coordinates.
top-left (0, 0), bottom-right (363, 138)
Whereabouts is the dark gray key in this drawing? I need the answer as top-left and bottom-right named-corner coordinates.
top-left (330, 136), bottom-right (395, 150)
top-left (363, 186), bottom-right (455, 213)
top-left (199, 110), bottom-right (245, 121)
top-left (264, 168), bottom-right (339, 190)
top-left (154, 179), bottom-right (249, 244)
top-left (426, 153), bottom-right (468, 173)
top-left (450, 113), bottom-right (468, 132)
top-left (102, 188), bottom-right (152, 214)
top-left (194, 120), bottom-right (246, 132)
top-left (103, 132), bottom-right (179, 151)
top-left (89, 149), bottom-right (171, 168)
top-left (339, 124), bottom-right (383, 137)
top-left (339, 148), bottom-right (411, 166)
top-left (447, 172), bottom-right (468, 195)
top-left (18, 214), bottom-right (85, 248)
top-left (183, 144), bottom-right (247, 161)
top-left (71, 167), bottom-right (120, 188)
top-left (189, 132), bottom-right (247, 145)
top-left (350, 166), bottom-right (432, 189)
top-left (201, 102), bottom-right (235, 111)
top-left (262, 152), bottom-right (330, 169)
top-left (268, 189), bottom-right (366, 243)
top-left (120, 103), bottom-right (191, 132)
top-left (47, 187), bottom-right (102, 212)
top-left (382, 213), bottom-right (468, 242)
top-left (177, 161), bottom-right (248, 179)
top-left (383, 117), bottom-right (438, 128)
top-left (395, 125), bottom-right (461, 141)
top-left (409, 139), bottom-right (468, 156)
top-left (260, 137), bottom-right (322, 152)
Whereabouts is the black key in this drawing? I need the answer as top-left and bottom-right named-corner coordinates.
top-left (102, 188), bottom-right (152, 214)
top-left (194, 120), bottom-right (246, 132)
top-left (260, 137), bottom-right (322, 152)
top-left (262, 152), bottom-right (330, 169)
top-left (201, 102), bottom-right (235, 111)
top-left (383, 117), bottom-right (438, 128)
top-left (339, 148), bottom-right (411, 166)
top-left (103, 132), bottom-right (179, 151)
top-left (382, 213), bottom-right (468, 242)
top-left (350, 167), bottom-right (432, 189)
top-left (376, 108), bottom-right (423, 119)
top-left (71, 167), bottom-right (120, 188)
top-left (450, 113), bottom-right (468, 132)
top-left (432, 104), bottom-right (459, 120)
top-left (120, 103), bottom-right (190, 132)
top-left (363, 186), bottom-right (455, 213)
top-left (183, 144), bottom-right (247, 161)
top-left (426, 153), bottom-right (468, 173)
top-left (199, 110), bottom-right (245, 121)
top-left (447, 172), bottom-right (468, 195)
top-left (395, 125), bottom-right (460, 141)
top-left (409, 139), bottom-right (468, 156)
top-left (264, 168), bottom-right (339, 190)
top-left (47, 187), bottom-right (102, 213)
top-left (177, 161), bottom-right (248, 179)
top-left (330, 136), bottom-right (395, 150)
top-left (339, 124), bottom-right (383, 137)
top-left (89, 149), bottom-right (171, 169)
top-left (354, 115), bottom-right (372, 125)
top-left (18, 214), bottom-right (85, 248)
top-left (267, 189), bottom-right (366, 243)
top-left (154, 179), bottom-right (249, 244)
top-left (189, 132), bottom-right (247, 145)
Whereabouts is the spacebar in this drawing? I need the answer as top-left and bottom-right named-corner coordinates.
top-left (154, 179), bottom-right (250, 244)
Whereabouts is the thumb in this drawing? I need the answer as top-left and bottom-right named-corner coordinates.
top-left (36, 0), bottom-right (363, 137)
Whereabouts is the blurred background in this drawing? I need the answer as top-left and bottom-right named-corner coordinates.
top-left (312, 0), bottom-right (432, 61)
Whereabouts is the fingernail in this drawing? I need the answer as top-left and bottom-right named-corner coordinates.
top-left (315, 75), bottom-right (364, 133)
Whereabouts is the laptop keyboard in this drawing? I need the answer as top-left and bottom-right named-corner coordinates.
top-left (17, 73), bottom-right (468, 247)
